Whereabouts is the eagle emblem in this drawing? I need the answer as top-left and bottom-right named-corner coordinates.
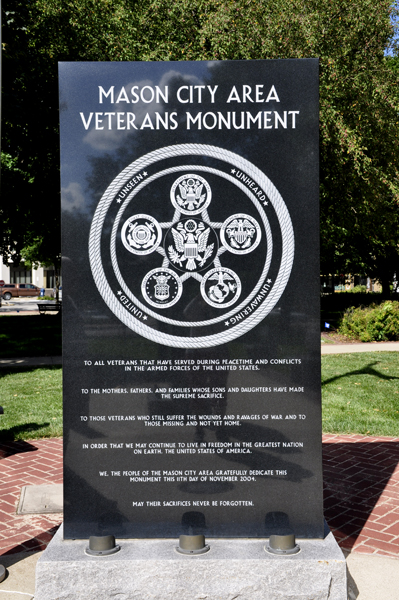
top-left (168, 219), bottom-right (214, 271)
top-left (170, 174), bottom-right (212, 215)
top-left (176, 179), bottom-right (205, 211)
top-left (226, 218), bottom-right (256, 249)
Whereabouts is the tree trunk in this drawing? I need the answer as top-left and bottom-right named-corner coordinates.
top-left (380, 276), bottom-right (391, 298)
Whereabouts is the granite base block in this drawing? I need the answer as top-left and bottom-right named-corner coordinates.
top-left (35, 525), bottom-right (346, 600)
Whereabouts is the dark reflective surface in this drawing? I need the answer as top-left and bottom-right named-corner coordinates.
top-left (59, 59), bottom-right (322, 539)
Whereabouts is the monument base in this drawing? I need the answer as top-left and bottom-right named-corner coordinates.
top-left (35, 525), bottom-right (346, 600)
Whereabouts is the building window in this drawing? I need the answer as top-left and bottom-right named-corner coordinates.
top-left (10, 269), bottom-right (32, 284)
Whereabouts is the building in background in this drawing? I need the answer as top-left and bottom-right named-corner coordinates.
top-left (320, 274), bottom-right (381, 294)
top-left (0, 255), bottom-right (61, 290)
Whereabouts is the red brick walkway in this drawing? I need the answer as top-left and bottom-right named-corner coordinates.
top-left (0, 435), bottom-right (398, 557)
top-left (323, 433), bottom-right (399, 558)
top-left (0, 438), bottom-right (63, 555)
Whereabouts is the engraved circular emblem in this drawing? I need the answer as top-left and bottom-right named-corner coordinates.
top-left (142, 268), bottom-right (182, 308)
top-left (201, 268), bottom-right (241, 308)
top-left (164, 218), bottom-right (219, 272)
top-left (170, 174), bottom-right (211, 215)
top-left (89, 143), bottom-right (295, 349)
top-left (121, 214), bottom-right (161, 255)
top-left (221, 214), bottom-right (261, 254)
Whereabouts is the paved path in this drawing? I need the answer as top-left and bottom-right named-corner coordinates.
top-left (0, 435), bottom-right (398, 557)
top-left (1, 346), bottom-right (398, 596)
top-left (0, 298), bottom-right (49, 316)
top-left (321, 341), bottom-right (399, 354)
top-left (0, 341), bottom-right (398, 369)
top-left (0, 356), bottom-right (62, 368)
top-left (323, 434), bottom-right (399, 557)
top-left (0, 437), bottom-right (399, 599)
top-left (0, 439), bottom-right (63, 555)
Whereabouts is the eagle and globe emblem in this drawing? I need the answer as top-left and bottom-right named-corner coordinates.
top-left (88, 144), bottom-right (294, 348)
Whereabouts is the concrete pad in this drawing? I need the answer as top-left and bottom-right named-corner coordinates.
top-left (345, 551), bottom-right (399, 600)
top-left (0, 551), bottom-right (40, 600)
top-left (17, 485), bottom-right (63, 515)
top-left (35, 525), bottom-right (347, 600)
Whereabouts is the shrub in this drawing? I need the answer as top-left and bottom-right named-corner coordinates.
top-left (321, 292), bottom-right (382, 314)
top-left (338, 301), bottom-right (399, 342)
top-left (347, 285), bottom-right (368, 294)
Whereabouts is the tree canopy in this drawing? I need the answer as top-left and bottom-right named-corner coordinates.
top-left (2, 0), bottom-right (399, 291)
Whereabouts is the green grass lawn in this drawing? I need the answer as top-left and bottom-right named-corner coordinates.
top-left (322, 352), bottom-right (399, 436)
top-left (0, 366), bottom-right (62, 441)
top-left (0, 315), bottom-right (62, 358)
top-left (0, 353), bottom-right (398, 441)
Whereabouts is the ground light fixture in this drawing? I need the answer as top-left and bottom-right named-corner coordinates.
top-left (265, 533), bottom-right (300, 555)
top-left (85, 535), bottom-right (120, 556)
top-left (176, 534), bottom-right (210, 555)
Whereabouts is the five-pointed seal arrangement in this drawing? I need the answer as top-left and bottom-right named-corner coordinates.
top-left (121, 174), bottom-right (262, 309)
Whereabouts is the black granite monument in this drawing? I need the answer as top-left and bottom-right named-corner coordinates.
top-left (59, 59), bottom-right (321, 540)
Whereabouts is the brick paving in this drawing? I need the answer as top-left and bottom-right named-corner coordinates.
top-left (0, 435), bottom-right (398, 558)
top-left (323, 433), bottom-right (399, 558)
top-left (0, 438), bottom-right (63, 555)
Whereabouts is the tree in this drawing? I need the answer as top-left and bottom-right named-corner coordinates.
top-left (139, 0), bottom-right (399, 293)
top-left (2, 0), bottom-right (399, 293)
top-left (1, 1), bottom-right (61, 269)
top-left (1, 0), bottom-right (142, 269)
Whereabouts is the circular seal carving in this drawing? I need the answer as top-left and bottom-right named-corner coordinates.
top-left (164, 218), bottom-right (219, 273)
top-left (220, 213), bottom-right (261, 255)
top-left (88, 143), bottom-right (294, 349)
top-left (201, 268), bottom-right (241, 308)
top-left (121, 214), bottom-right (161, 255)
top-left (170, 174), bottom-right (212, 215)
top-left (141, 268), bottom-right (182, 308)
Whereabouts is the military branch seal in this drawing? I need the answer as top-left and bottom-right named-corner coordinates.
top-left (201, 268), bottom-right (242, 308)
top-left (121, 214), bottom-right (162, 255)
top-left (142, 269), bottom-right (183, 308)
top-left (221, 214), bottom-right (262, 254)
top-left (170, 174), bottom-right (212, 215)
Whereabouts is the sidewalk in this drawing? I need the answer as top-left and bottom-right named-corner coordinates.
top-left (0, 435), bottom-right (398, 556)
top-left (0, 439), bottom-right (63, 556)
top-left (0, 356), bottom-right (62, 368)
top-left (0, 340), bottom-right (398, 370)
top-left (321, 341), bottom-right (399, 354)
top-left (0, 298), bottom-right (42, 316)
top-left (1, 345), bottom-right (399, 598)
top-left (0, 436), bottom-right (399, 599)
top-left (0, 434), bottom-right (399, 558)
